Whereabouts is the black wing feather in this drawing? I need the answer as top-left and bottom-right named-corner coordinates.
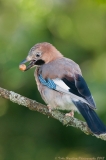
top-left (62, 77), bottom-right (84, 98)
top-left (75, 74), bottom-right (96, 108)
top-left (62, 74), bottom-right (96, 109)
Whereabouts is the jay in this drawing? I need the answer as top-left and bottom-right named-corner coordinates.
top-left (19, 42), bottom-right (106, 135)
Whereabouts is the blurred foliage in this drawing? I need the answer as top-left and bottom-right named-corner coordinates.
top-left (0, 0), bottom-right (106, 159)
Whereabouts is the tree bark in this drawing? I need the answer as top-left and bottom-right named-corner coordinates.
top-left (0, 87), bottom-right (106, 141)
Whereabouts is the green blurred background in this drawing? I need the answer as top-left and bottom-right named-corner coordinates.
top-left (0, 0), bottom-right (106, 159)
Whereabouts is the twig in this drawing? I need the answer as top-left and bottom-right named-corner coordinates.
top-left (0, 87), bottom-right (106, 141)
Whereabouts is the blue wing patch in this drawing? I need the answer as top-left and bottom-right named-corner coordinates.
top-left (38, 74), bottom-right (56, 90)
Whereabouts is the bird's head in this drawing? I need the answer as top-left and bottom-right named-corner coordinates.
top-left (19, 42), bottom-right (63, 71)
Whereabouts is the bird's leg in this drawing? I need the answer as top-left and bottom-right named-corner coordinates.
top-left (65, 110), bottom-right (74, 117)
top-left (47, 105), bottom-right (52, 112)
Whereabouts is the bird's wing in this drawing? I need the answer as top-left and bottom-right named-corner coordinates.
top-left (62, 74), bottom-right (96, 109)
top-left (38, 74), bottom-right (96, 109)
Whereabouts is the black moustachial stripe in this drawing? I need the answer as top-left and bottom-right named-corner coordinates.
top-left (34, 59), bottom-right (45, 65)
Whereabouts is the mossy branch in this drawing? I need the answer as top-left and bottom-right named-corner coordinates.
top-left (0, 87), bottom-right (106, 141)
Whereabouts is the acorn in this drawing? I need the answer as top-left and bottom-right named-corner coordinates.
top-left (19, 64), bottom-right (26, 71)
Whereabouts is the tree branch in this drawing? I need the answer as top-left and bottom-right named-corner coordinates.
top-left (0, 87), bottom-right (106, 141)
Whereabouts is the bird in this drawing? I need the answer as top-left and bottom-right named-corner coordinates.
top-left (19, 42), bottom-right (106, 135)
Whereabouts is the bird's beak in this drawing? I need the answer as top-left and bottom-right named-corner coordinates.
top-left (20, 59), bottom-right (36, 71)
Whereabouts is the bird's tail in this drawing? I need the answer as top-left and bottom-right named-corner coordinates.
top-left (72, 100), bottom-right (106, 135)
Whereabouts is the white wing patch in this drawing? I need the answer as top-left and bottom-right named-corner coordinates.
top-left (52, 78), bottom-right (90, 106)
top-left (53, 78), bottom-right (70, 91)
top-left (38, 75), bottom-right (91, 107)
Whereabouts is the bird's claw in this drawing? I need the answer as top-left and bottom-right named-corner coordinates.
top-left (65, 110), bottom-right (74, 117)
top-left (47, 105), bottom-right (52, 112)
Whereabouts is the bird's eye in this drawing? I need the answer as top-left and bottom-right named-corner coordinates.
top-left (36, 52), bottom-right (41, 57)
